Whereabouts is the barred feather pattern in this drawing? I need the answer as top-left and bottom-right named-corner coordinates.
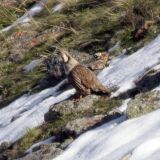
top-left (68, 64), bottom-right (110, 95)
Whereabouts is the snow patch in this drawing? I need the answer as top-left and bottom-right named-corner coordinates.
top-left (26, 136), bottom-right (55, 154)
top-left (98, 35), bottom-right (160, 97)
top-left (0, 80), bottom-right (75, 143)
top-left (53, 109), bottom-right (160, 160)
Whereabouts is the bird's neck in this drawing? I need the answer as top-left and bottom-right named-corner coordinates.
top-left (65, 58), bottom-right (79, 74)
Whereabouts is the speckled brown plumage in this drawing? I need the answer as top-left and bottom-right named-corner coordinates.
top-left (59, 49), bottom-right (110, 96)
top-left (68, 64), bottom-right (110, 96)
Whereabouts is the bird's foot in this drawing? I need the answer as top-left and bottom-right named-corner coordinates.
top-left (73, 94), bottom-right (83, 103)
top-left (74, 95), bottom-right (83, 103)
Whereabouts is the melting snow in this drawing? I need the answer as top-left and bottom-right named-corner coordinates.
top-left (53, 109), bottom-right (160, 160)
top-left (0, 80), bottom-right (75, 143)
top-left (0, 5), bottom-right (160, 159)
top-left (0, 33), bottom-right (160, 145)
top-left (98, 35), bottom-right (160, 97)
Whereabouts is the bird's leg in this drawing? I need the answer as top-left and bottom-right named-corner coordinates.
top-left (74, 90), bottom-right (91, 103)
top-left (74, 94), bottom-right (83, 103)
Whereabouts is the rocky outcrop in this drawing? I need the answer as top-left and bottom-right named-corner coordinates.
top-left (65, 115), bottom-right (106, 135)
top-left (18, 143), bottom-right (63, 160)
top-left (44, 95), bottom-right (100, 122)
top-left (127, 90), bottom-right (160, 118)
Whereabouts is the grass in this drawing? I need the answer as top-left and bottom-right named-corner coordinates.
top-left (0, 0), bottom-right (159, 112)
top-left (0, 0), bottom-right (159, 157)
top-left (0, 0), bottom-right (159, 105)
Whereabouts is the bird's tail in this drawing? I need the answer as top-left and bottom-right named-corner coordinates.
top-left (98, 84), bottom-right (111, 95)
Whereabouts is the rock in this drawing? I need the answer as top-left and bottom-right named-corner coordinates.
top-left (89, 60), bottom-right (106, 71)
top-left (65, 115), bottom-right (106, 135)
top-left (22, 59), bottom-right (43, 73)
top-left (127, 90), bottom-right (160, 118)
top-left (7, 53), bottom-right (24, 63)
top-left (18, 143), bottom-right (63, 160)
top-left (45, 95), bottom-right (100, 122)
top-left (0, 154), bottom-right (8, 160)
top-left (6, 31), bottom-right (39, 62)
top-left (89, 51), bottom-right (109, 71)
top-left (0, 0), bottom-right (18, 7)
top-left (69, 50), bottom-right (94, 65)
top-left (121, 154), bottom-right (131, 160)
top-left (60, 138), bottom-right (73, 150)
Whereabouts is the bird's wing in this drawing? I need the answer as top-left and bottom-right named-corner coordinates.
top-left (71, 65), bottom-right (100, 90)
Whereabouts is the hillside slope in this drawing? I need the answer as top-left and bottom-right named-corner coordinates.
top-left (0, 0), bottom-right (160, 159)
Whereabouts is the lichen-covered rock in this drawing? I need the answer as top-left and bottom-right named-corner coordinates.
top-left (45, 95), bottom-right (100, 122)
top-left (18, 143), bottom-right (63, 160)
top-left (45, 54), bottom-right (66, 81)
top-left (127, 91), bottom-right (160, 118)
top-left (7, 31), bottom-right (38, 62)
top-left (65, 115), bottom-right (106, 135)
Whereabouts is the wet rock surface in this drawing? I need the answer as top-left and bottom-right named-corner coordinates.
top-left (35, 94), bottom-right (121, 160)
top-left (7, 31), bottom-right (39, 62)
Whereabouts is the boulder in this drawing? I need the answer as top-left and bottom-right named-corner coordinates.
top-left (127, 91), bottom-right (160, 118)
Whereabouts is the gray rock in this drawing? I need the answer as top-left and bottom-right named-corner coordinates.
top-left (18, 143), bottom-right (63, 160)
top-left (7, 53), bottom-right (24, 62)
top-left (127, 91), bottom-right (160, 118)
top-left (65, 115), bottom-right (106, 135)
top-left (45, 54), bottom-right (66, 80)
top-left (6, 31), bottom-right (38, 62)
top-left (23, 59), bottom-right (43, 73)
top-left (45, 95), bottom-right (100, 122)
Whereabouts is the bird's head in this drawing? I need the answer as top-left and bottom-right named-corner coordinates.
top-left (59, 48), bottom-right (79, 73)
top-left (59, 49), bottom-right (72, 63)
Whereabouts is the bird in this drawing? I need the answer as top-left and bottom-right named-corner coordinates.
top-left (59, 49), bottom-right (110, 98)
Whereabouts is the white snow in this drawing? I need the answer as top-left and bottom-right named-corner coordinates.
top-left (0, 80), bottom-right (76, 143)
top-left (0, 34), bottom-right (160, 145)
top-left (52, 3), bottom-right (64, 12)
top-left (130, 137), bottom-right (160, 160)
top-left (98, 35), bottom-right (160, 97)
top-left (0, 4), bottom-right (160, 159)
top-left (118, 98), bottom-right (131, 113)
top-left (53, 109), bottom-right (160, 160)
top-left (26, 136), bottom-right (55, 154)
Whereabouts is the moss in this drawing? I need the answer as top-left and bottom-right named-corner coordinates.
top-left (19, 128), bottom-right (42, 151)
top-left (93, 97), bottom-right (122, 114)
